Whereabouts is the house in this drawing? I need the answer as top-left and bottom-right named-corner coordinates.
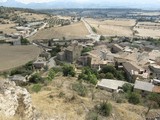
top-left (111, 44), bottom-right (123, 53)
top-left (65, 43), bottom-right (83, 63)
top-left (57, 43), bottom-right (83, 63)
top-left (149, 64), bottom-right (160, 79)
top-left (115, 58), bottom-right (126, 69)
top-left (33, 58), bottom-right (47, 69)
top-left (9, 75), bottom-right (27, 85)
top-left (97, 79), bottom-right (128, 92)
top-left (134, 80), bottom-right (154, 93)
top-left (77, 56), bottom-right (91, 66)
top-left (57, 51), bottom-right (65, 61)
top-left (39, 51), bottom-right (51, 60)
top-left (122, 62), bottom-right (148, 82)
top-left (134, 80), bottom-right (160, 94)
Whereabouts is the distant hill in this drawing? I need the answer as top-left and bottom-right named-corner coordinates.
top-left (1, 0), bottom-right (160, 9)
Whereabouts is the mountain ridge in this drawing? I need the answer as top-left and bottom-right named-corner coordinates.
top-left (1, 0), bottom-right (160, 10)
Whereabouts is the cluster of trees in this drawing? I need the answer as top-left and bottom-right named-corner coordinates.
top-left (78, 65), bottom-right (125, 85)
top-left (49, 44), bottom-right (61, 57)
top-left (99, 65), bottom-right (125, 80)
top-left (78, 67), bottom-right (98, 85)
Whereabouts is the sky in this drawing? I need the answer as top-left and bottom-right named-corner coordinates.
top-left (1, 0), bottom-right (160, 9)
top-left (0, 0), bottom-right (159, 4)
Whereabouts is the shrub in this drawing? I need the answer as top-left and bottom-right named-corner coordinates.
top-left (99, 35), bottom-right (105, 41)
top-left (147, 93), bottom-right (160, 107)
top-left (122, 83), bottom-right (133, 93)
top-left (105, 72), bottom-right (114, 79)
top-left (72, 83), bottom-right (87, 97)
top-left (58, 91), bottom-right (65, 98)
top-left (128, 92), bottom-right (140, 105)
top-left (32, 84), bottom-right (42, 93)
top-left (47, 69), bottom-right (55, 81)
top-left (86, 111), bottom-right (99, 120)
top-left (96, 102), bottom-right (112, 117)
top-left (62, 64), bottom-right (75, 77)
top-left (29, 73), bottom-right (44, 83)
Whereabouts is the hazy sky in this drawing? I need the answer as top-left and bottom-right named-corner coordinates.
top-left (0, 0), bottom-right (160, 5)
top-left (1, 0), bottom-right (160, 4)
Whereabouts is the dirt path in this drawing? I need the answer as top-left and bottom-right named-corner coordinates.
top-left (82, 17), bottom-right (100, 41)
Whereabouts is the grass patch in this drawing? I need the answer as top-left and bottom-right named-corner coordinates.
top-left (32, 84), bottom-right (42, 93)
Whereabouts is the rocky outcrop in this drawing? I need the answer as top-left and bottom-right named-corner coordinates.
top-left (0, 79), bottom-right (36, 120)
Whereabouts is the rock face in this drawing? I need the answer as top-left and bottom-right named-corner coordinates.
top-left (0, 79), bottom-right (36, 120)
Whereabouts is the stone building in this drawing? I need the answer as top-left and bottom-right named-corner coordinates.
top-left (57, 43), bottom-right (83, 63)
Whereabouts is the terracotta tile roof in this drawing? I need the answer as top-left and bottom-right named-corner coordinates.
top-left (152, 86), bottom-right (160, 93)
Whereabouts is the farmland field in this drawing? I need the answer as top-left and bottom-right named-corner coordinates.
top-left (85, 18), bottom-right (136, 37)
top-left (0, 45), bottom-right (41, 71)
top-left (29, 22), bottom-right (89, 40)
top-left (134, 22), bottom-right (160, 38)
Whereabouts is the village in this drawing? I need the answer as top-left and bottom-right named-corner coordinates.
top-left (0, 6), bottom-right (160, 120)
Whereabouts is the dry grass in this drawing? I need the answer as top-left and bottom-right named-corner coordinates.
top-left (0, 45), bottom-right (41, 71)
top-left (29, 22), bottom-right (89, 40)
top-left (134, 22), bottom-right (160, 38)
top-left (0, 114), bottom-right (19, 120)
top-left (15, 11), bottom-right (49, 21)
top-left (30, 76), bottom-right (147, 120)
top-left (86, 18), bottom-right (135, 37)
top-left (0, 23), bottom-right (17, 34)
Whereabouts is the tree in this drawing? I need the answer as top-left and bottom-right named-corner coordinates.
top-left (92, 27), bottom-right (97, 33)
top-left (20, 36), bottom-right (29, 45)
top-left (128, 92), bottom-right (140, 105)
top-left (122, 83), bottom-right (133, 93)
top-left (78, 67), bottom-right (98, 85)
top-left (100, 65), bottom-right (125, 80)
top-left (105, 72), bottom-right (114, 79)
top-left (81, 47), bottom-right (93, 54)
top-left (99, 35), bottom-right (105, 41)
top-left (100, 65), bottom-right (117, 76)
top-left (62, 64), bottom-right (75, 77)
